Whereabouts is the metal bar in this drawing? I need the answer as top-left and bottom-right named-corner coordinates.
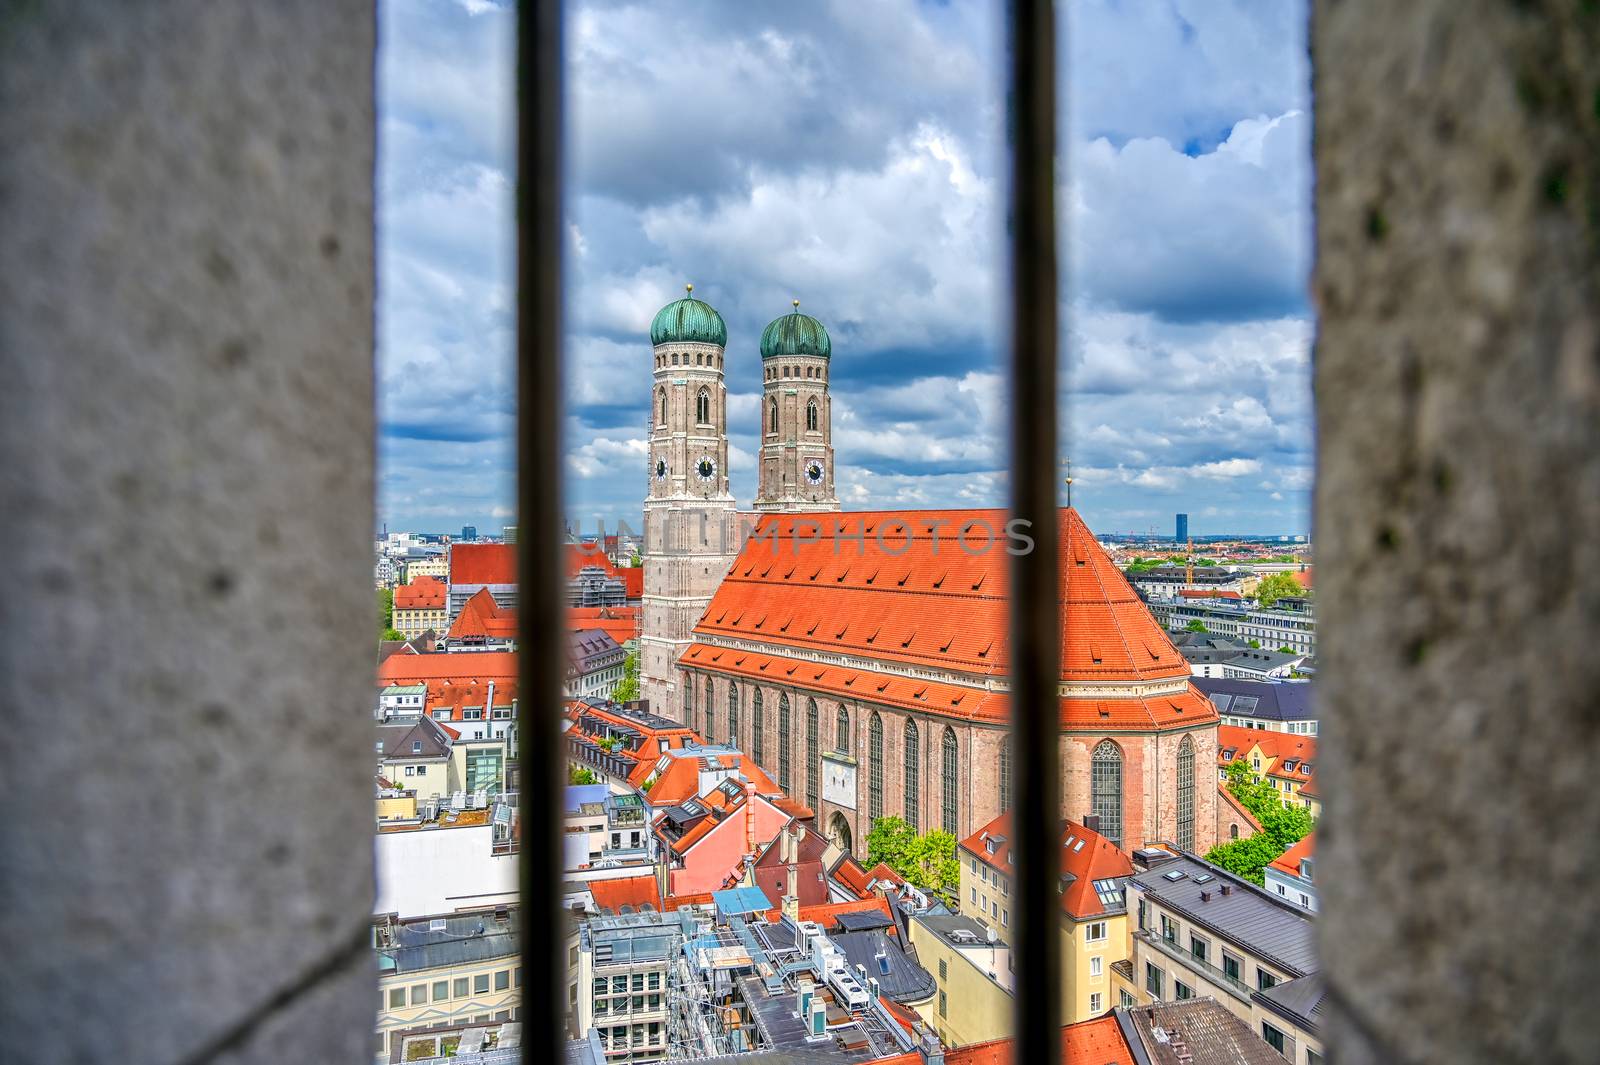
top-left (1006, 0), bottom-right (1063, 1062)
top-left (517, 1), bottom-right (565, 1062)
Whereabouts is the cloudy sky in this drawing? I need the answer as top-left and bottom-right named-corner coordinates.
top-left (378, 0), bottom-right (1312, 539)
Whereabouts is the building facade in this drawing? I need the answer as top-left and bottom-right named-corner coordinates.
top-left (754, 301), bottom-right (839, 513)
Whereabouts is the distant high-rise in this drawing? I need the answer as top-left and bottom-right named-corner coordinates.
top-left (461, 525), bottom-right (478, 542)
top-left (501, 525), bottom-right (518, 544)
top-left (1176, 513), bottom-right (1189, 543)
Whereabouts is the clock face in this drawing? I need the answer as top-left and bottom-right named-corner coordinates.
top-left (654, 458), bottom-right (667, 481)
top-left (696, 456), bottom-right (718, 483)
top-left (804, 459), bottom-right (825, 486)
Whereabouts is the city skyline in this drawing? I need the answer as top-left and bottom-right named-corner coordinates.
top-left (378, 0), bottom-right (1313, 537)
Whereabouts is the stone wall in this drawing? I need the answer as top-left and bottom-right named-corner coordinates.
top-left (0, 3), bottom-right (377, 1063)
top-left (1313, 2), bottom-right (1599, 1061)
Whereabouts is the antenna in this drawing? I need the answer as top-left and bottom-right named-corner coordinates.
top-left (1061, 456), bottom-right (1074, 509)
top-left (1186, 536), bottom-right (1194, 586)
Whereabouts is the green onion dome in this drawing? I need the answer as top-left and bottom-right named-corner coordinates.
top-left (650, 284), bottom-right (727, 347)
top-left (760, 300), bottom-right (831, 359)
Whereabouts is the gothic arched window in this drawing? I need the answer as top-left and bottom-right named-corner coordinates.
top-left (769, 398), bottom-right (779, 434)
top-left (727, 682), bottom-right (740, 746)
top-left (941, 727), bottom-right (959, 834)
top-left (868, 713), bottom-right (884, 823)
top-left (806, 398), bottom-right (818, 432)
top-left (999, 737), bottom-right (1012, 810)
top-left (835, 706), bottom-right (850, 753)
top-left (1176, 734), bottom-right (1196, 853)
top-left (752, 690), bottom-right (765, 764)
top-left (658, 388), bottom-right (667, 428)
top-left (805, 699), bottom-right (819, 812)
top-left (703, 678), bottom-right (714, 743)
top-left (903, 719), bottom-right (920, 832)
top-left (778, 693), bottom-right (792, 790)
top-left (696, 387), bottom-right (710, 424)
top-left (1091, 740), bottom-right (1125, 847)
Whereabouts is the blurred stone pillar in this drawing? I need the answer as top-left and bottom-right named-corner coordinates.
top-left (0, 3), bottom-right (377, 1063)
top-left (1314, 2), bottom-right (1598, 1062)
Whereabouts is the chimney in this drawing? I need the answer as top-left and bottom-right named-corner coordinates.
top-left (1220, 883), bottom-right (1232, 896)
top-left (781, 894), bottom-right (800, 924)
top-left (1199, 890), bottom-right (1211, 902)
top-left (1083, 814), bottom-right (1100, 833)
top-left (918, 1025), bottom-right (945, 1065)
top-left (744, 782), bottom-right (758, 858)
top-left (484, 680), bottom-right (495, 724)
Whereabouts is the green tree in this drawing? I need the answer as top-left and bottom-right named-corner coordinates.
top-left (569, 766), bottom-right (599, 786)
top-left (1255, 572), bottom-right (1304, 607)
top-left (1204, 760), bottom-right (1314, 882)
top-left (1202, 835), bottom-right (1282, 885)
top-left (611, 650), bottom-right (640, 703)
top-left (1185, 619), bottom-right (1209, 633)
top-left (382, 627), bottom-right (405, 643)
top-left (1247, 639), bottom-right (1262, 649)
top-left (378, 587), bottom-right (394, 634)
top-left (1278, 646), bottom-right (1297, 655)
top-left (865, 817), bottom-right (959, 899)
top-left (597, 736), bottom-right (622, 753)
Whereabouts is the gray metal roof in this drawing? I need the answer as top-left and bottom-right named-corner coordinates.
top-left (1118, 999), bottom-right (1288, 1065)
top-left (1130, 855), bottom-right (1318, 977)
top-left (380, 911), bottom-right (520, 975)
top-left (830, 929), bottom-right (936, 1003)
top-left (1253, 973), bottom-right (1325, 1033)
top-left (1193, 676), bottom-right (1316, 720)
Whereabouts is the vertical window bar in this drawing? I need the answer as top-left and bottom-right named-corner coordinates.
top-left (1006, 0), bottom-right (1062, 1061)
top-left (516, 3), bottom-right (563, 1064)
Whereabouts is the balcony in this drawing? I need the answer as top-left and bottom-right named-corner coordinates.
top-left (1135, 929), bottom-right (1254, 1003)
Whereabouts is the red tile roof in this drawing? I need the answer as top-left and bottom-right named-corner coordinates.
top-left (1178, 588), bottom-right (1242, 600)
top-left (693, 508), bottom-right (1190, 684)
top-left (450, 543), bottom-right (516, 586)
top-left (588, 875), bottom-right (663, 914)
top-left (1218, 784), bottom-right (1263, 832)
top-left (873, 1016), bottom-right (1133, 1065)
top-left (394, 575), bottom-right (446, 610)
top-left (761, 895), bottom-right (894, 929)
top-left (662, 891), bottom-right (716, 911)
top-left (1268, 832), bottom-right (1315, 877)
top-left (833, 856), bottom-right (873, 898)
top-left (568, 606), bottom-right (640, 645)
top-left (959, 812), bottom-right (1133, 919)
top-left (448, 587), bottom-right (518, 641)
top-left (425, 677), bottom-right (516, 720)
top-left (621, 567), bottom-right (645, 599)
top-left (1217, 725), bottom-right (1317, 776)
top-left (376, 650), bottom-right (519, 686)
top-left (566, 543), bottom-right (620, 579)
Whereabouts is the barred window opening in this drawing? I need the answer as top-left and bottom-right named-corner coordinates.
top-left (703, 678), bottom-right (714, 744)
top-left (1176, 734), bottom-right (1195, 853)
top-left (696, 387), bottom-right (710, 424)
top-left (1091, 739), bottom-right (1124, 847)
top-left (868, 712), bottom-right (884, 823)
top-left (903, 718), bottom-right (920, 832)
top-left (999, 737), bottom-right (1012, 811)
top-left (836, 706), bottom-right (850, 753)
top-left (806, 699), bottom-right (819, 812)
top-left (728, 682), bottom-right (740, 747)
top-left (778, 692), bottom-right (792, 790)
top-left (941, 727), bottom-right (959, 834)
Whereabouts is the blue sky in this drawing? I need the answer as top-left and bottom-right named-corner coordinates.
top-left (377, 0), bottom-right (1312, 538)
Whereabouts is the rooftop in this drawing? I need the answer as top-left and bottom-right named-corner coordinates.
top-left (377, 909), bottom-right (520, 975)
top-left (1130, 855), bottom-right (1318, 977)
top-left (1118, 998), bottom-right (1289, 1065)
top-left (1194, 676), bottom-right (1316, 721)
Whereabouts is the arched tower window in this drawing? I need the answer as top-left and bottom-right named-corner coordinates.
top-left (658, 388), bottom-right (667, 429)
top-left (769, 398), bottom-right (779, 434)
top-left (1091, 740), bottom-right (1125, 847)
top-left (727, 682), bottom-right (740, 746)
top-left (696, 387), bottom-right (710, 424)
top-left (778, 693), bottom-right (792, 790)
top-left (999, 737), bottom-right (1012, 811)
top-left (806, 398), bottom-right (818, 432)
top-left (703, 678), bottom-right (714, 743)
top-left (868, 713), bottom-right (884, 823)
top-left (1176, 734), bottom-right (1196, 853)
top-left (835, 707), bottom-right (850, 753)
top-left (805, 699), bottom-right (819, 812)
top-left (752, 690), bottom-right (765, 764)
top-left (903, 719), bottom-right (920, 832)
top-left (941, 727), bottom-right (959, 834)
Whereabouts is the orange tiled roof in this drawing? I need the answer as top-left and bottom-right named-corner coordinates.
top-left (376, 650), bottom-right (518, 686)
top-left (568, 606), bottom-right (640, 645)
top-left (449, 587), bottom-right (518, 640)
top-left (588, 875), bottom-right (663, 914)
top-left (874, 1016), bottom-right (1133, 1065)
top-left (960, 812), bottom-right (1133, 919)
top-left (451, 543), bottom-right (516, 585)
top-left (1178, 588), bottom-right (1242, 600)
top-left (833, 856), bottom-right (873, 898)
top-left (425, 677), bottom-right (515, 720)
top-left (621, 567), bottom-right (644, 599)
top-left (1218, 783), bottom-right (1263, 831)
top-left (1268, 832), bottom-right (1315, 876)
top-left (662, 891), bottom-right (716, 911)
top-left (682, 642), bottom-right (1214, 729)
top-left (692, 508), bottom-right (1190, 684)
top-left (395, 575), bottom-right (446, 610)
top-left (762, 895), bottom-right (893, 929)
top-left (1217, 725), bottom-right (1316, 775)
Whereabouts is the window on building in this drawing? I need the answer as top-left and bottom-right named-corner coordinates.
top-left (1145, 963), bottom-right (1164, 998)
top-left (1090, 740), bottom-right (1124, 846)
top-left (868, 712), bottom-right (884, 822)
top-left (1175, 980), bottom-right (1194, 1000)
top-left (941, 727), bottom-right (959, 833)
top-left (696, 387), bottom-right (709, 424)
top-left (805, 698), bottom-right (819, 810)
top-left (1190, 935), bottom-right (1208, 964)
top-left (1089, 992), bottom-right (1103, 1013)
top-left (704, 678), bottom-right (715, 743)
top-left (1262, 1023), bottom-right (1286, 1053)
top-left (836, 706), bottom-right (850, 752)
top-left (726, 681), bottom-right (739, 742)
top-left (411, 984), bottom-right (426, 1005)
top-left (752, 688), bottom-right (765, 762)
top-left (433, 980), bottom-right (449, 1000)
top-left (1121, 991), bottom-right (1136, 1009)
top-left (769, 398), bottom-right (778, 433)
top-left (1258, 969), bottom-right (1278, 991)
top-left (454, 978), bottom-right (468, 998)
top-left (1176, 734), bottom-right (1195, 852)
top-left (388, 988), bottom-right (405, 1009)
top-left (1085, 921), bottom-right (1108, 943)
top-left (903, 718), bottom-right (920, 831)
top-left (939, 990), bottom-right (948, 1017)
top-left (998, 738), bottom-right (1011, 810)
top-left (1090, 955), bottom-right (1102, 977)
top-left (474, 974), bottom-right (489, 994)
top-left (939, 959), bottom-right (947, 981)
top-left (657, 388), bottom-right (666, 428)
top-left (806, 398), bottom-right (818, 431)
top-left (778, 692), bottom-right (792, 789)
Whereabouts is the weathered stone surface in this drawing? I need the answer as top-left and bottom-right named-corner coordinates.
top-left (1314, 3), bottom-right (1599, 1062)
top-left (0, 3), bottom-right (376, 1063)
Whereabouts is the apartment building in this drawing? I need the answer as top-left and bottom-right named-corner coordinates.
top-left (575, 911), bottom-right (682, 1062)
top-left (1263, 834), bottom-right (1318, 913)
top-left (374, 907), bottom-right (522, 1060)
top-left (1216, 725), bottom-right (1321, 818)
top-left (1125, 853), bottom-right (1324, 1065)
top-left (393, 575), bottom-right (448, 639)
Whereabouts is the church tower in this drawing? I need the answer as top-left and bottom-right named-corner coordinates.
top-left (754, 301), bottom-right (839, 513)
top-left (639, 286), bottom-right (742, 723)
